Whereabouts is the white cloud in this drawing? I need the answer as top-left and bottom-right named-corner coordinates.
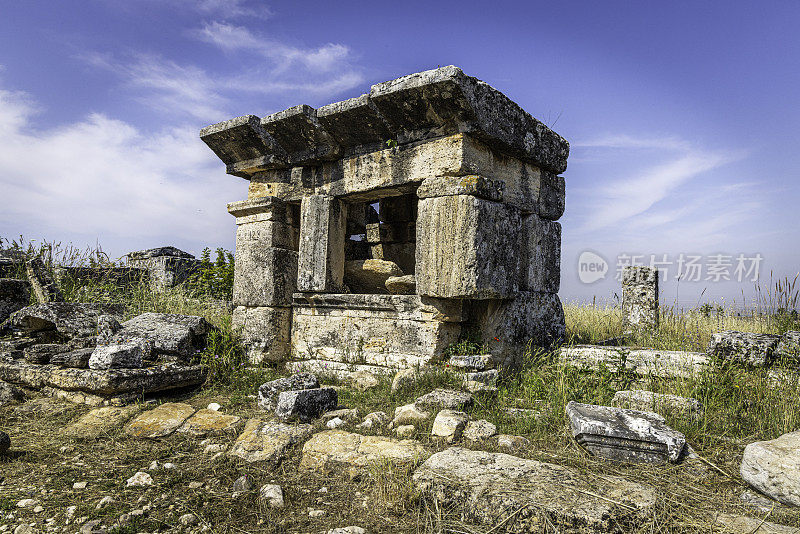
top-left (195, 0), bottom-right (273, 19)
top-left (0, 85), bottom-right (244, 258)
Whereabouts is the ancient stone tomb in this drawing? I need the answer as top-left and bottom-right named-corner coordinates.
top-left (201, 66), bottom-right (569, 371)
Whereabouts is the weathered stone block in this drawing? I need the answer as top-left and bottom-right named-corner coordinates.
top-left (612, 390), bottom-right (702, 421)
top-left (431, 409), bottom-right (468, 442)
top-left (297, 195), bottom-right (347, 292)
top-left (741, 430), bottom-right (800, 507)
top-left (257, 373), bottom-right (319, 412)
top-left (385, 275), bottom-right (416, 294)
top-left (236, 220), bottom-right (296, 252)
top-left (111, 313), bottom-right (212, 360)
top-left (0, 278), bottom-right (30, 324)
top-left (415, 389), bottom-right (474, 411)
top-left (708, 331), bottom-right (780, 366)
top-left (234, 246), bottom-right (297, 307)
top-left (300, 430), bottom-right (427, 473)
top-left (365, 222), bottom-right (415, 244)
top-left (200, 115), bottom-right (287, 178)
top-left (125, 402), bottom-right (197, 438)
top-left (523, 215), bottom-right (560, 293)
top-left (622, 266), bottom-right (659, 332)
top-left (344, 259), bottom-right (403, 293)
top-left (88, 341), bottom-right (151, 370)
top-left (25, 258), bottom-right (64, 303)
top-left (232, 306), bottom-right (291, 363)
top-left (777, 331), bottom-right (800, 361)
top-left (416, 175), bottom-right (503, 202)
top-left (9, 302), bottom-right (124, 339)
top-left (274, 387), bottom-right (338, 422)
top-left (126, 247), bottom-right (198, 290)
top-left (416, 195), bottom-right (521, 299)
top-left (539, 171), bottom-right (565, 220)
top-left (261, 104), bottom-right (339, 165)
top-left (369, 242), bottom-right (415, 275)
top-left (227, 419), bottom-right (313, 463)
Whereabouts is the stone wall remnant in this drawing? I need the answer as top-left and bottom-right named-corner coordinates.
top-left (201, 66), bottom-right (569, 369)
top-left (127, 247), bottom-right (200, 290)
top-left (622, 266), bottom-right (659, 333)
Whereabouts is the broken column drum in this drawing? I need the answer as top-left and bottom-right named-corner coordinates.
top-left (201, 66), bottom-right (569, 369)
top-left (622, 266), bottom-right (659, 333)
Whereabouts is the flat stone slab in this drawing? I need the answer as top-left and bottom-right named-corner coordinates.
top-left (62, 406), bottom-right (141, 440)
top-left (177, 408), bottom-right (242, 437)
top-left (125, 402), bottom-right (197, 438)
top-left (566, 401), bottom-right (686, 464)
top-left (227, 418), bottom-right (313, 463)
top-left (300, 430), bottom-right (427, 473)
top-left (0, 360), bottom-right (206, 397)
top-left (741, 430), bottom-right (800, 507)
top-left (413, 447), bottom-right (656, 531)
top-left (611, 390), bottom-right (702, 421)
top-left (414, 388), bottom-right (473, 411)
top-left (8, 302), bottom-right (124, 338)
top-left (708, 331), bottom-right (781, 366)
top-left (561, 345), bottom-right (709, 379)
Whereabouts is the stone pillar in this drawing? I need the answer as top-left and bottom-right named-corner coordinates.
top-left (228, 197), bottom-right (298, 363)
top-left (622, 266), bottom-right (659, 332)
top-left (297, 194), bottom-right (347, 292)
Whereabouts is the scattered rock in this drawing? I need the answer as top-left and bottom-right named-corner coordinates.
top-left (447, 354), bottom-right (492, 371)
top-left (327, 417), bottom-right (345, 429)
top-left (463, 420), bottom-right (497, 442)
top-left (394, 425), bottom-right (415, 437)
top-left (391, 403), bottom-right (430, 427)
top-left (0, 380), bottom-right (24, 406)
top-left (88, 341), bottom-right (151, 370)
top-left (496, 434), bottom-right (530, 450)
top-left (385, 274), bottom-right (416, 294)
top-left (95, 315), bottom-right (122, 346)
top-left (390, 368), bottom-right (419, 393)
top-left (413, 447), bottom-right (656, 531)
top-left (178, 513), bottom-right (198, 526)
top-left (741, 429), bottom-right (800, 506)
top-left (178, 408), bottom-right (241, 437)
top-left (111, 312), bottom-right (212, 360)
top-left (776, 331), bottom-right (800, 361)
top-left (708, 331), bottom-right (780, 366)
top-left (73, 481), bottom-right (87, 490)
top-left (463, 369), bottom-right (498, 388)
top-left (227, 419), bottom-right (314, 463)
top-left (96, 496), bottom-right (114, 509)
top-left (308, 509), bottom-right (326, 518)
top-left (126, 471), bottom-right (153, 487)
top-left (275, 387), bottom-right (338, 422)
top-left (17, 498), bottom-right (39, 509)
top-left (0, 430), bottom-right (9, 454)
top-left (415, 388), bottom-right (473, 411)
top-left (357, 412), bottom-right (388, 430)
top-left (62, 406), bottom-right (139, 440)
top-left (300, 430), bottom-right (427, 474)
top-left (207, 402), bottom-right (221, 411)
top-left (259, 484), bottom-right (284, 508)
top-left (344, 259), bottom-right (403, 293)
top-left (23, 343), bottom-right (68, 364)
top-left (50, 348), bottom-right (93, 369)
top-left (232, 475), bottom-right (253, 493)
top-left (257, 373), bottom-right (319, 411)
top-left (431, 409), bottom-right (468, 442)
top-left (125, 402), bottom-right (197, 439)
top-left (348, 370), bottom-right (379, 390)
top-left (9, 302), bottom-right (123, 339)
top-left (566, 401), bottom-right (687, 464)
top-left (612, 389), bottom-right (702, 421)
top-left (328, 528), bottom-right (366, 534)
top-left (322, 408), bottom-right (359, 423)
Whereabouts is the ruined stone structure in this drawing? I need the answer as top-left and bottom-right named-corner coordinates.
top-left (621, 266), bottom-right (659, 332)
top-left (201, 66), bottom-right (569, 370)
top-left (127, 247), bottom-right (200, 290)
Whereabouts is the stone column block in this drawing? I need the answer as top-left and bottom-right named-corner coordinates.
top-left (297, 195), bottom-right (347, 292)
top-left (416, 195), bottom-right (521, 299)
top-left (539, 172), bottom-right (565, 221)
top-left (622, 266), bottom-right (659, 332)
top-left (232, 306), bottom-right (291, 363)
top-left (523, 215), bottom-right (561, 293)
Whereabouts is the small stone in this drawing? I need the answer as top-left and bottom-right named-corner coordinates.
top-left (88, 340), bottom-right (152, 370)
top-left (162, 462), bottom-right (175, 469)
top-left (391, 403), bottom-right (430, 427)
top-left (96, 497), bottom-right (114, 509)
top-left (322, 408), bottom-right (359, 423)
top-left (394, 425), bottom-right (415, 438)
top-left (207, 402), bottom-right (221, 411)
top-left (148, 460), bottom-right (159, 471)
top-left (463, 420), bottom-right (497, 442)
top-left (275, 387), bottom-right (338, 422)
top-left (496, 434), bottom-right (530, 450)
top-left (431, 410), bottom-right (468, 442)
top-left (385, 274), bottom-right (416, 294)
top-left (447, 354), bottom-right (492, 371)
top-left (16, 499), bottom-right (38, 509)
top-left (328, 528), bottom-right (366, 534)
top-left (179, 513), bottom-right (198, 526)
top-left (188, 481), bottom-right (203, 489)
top-left (415, 389), bottom-right (473, 411)
top-left (257, 373), bottom-right (319, 411)
top-left (126, 472), bottom-right (153, 487)
top-left (259, 484), bottom-right (284, 508)
top-left (232, 475), bottom-right (253, 493)
top-left (308, 509), bottom-right (326, 518)
top-left (32, 506), bottom-right (44, 514)
top-left (741, 429), bottom-right (800, 506)
top-left (79, 519), bottom-right (103, 534)
top-left (204, 443), bottom-right (226, 454)
top-left (356, 411), bottom-right (388, 430)
top-left (327, 417), bottom-right (345, 429)
top-left (73, 481), bottom-right (87, 490)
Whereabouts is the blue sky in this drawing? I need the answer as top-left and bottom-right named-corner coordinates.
top-left (1, 0), bottom-right (798, 307)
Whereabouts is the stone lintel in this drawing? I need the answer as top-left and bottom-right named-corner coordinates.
top-left (417, 175), bottom-right (504, 202)
top-left (291, 293), bottom-right (463, 322)
top-left (261, 104), bottom-right (340, 165)
top-left (200, 115), bottom-right (286, 172)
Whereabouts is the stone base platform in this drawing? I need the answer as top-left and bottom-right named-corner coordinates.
top-left (290, 293), bottom-right (461, 369)
top-left (0, 360), bottom-right (206, 406)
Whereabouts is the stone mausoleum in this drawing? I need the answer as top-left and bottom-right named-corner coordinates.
top-left (200, 66), bottom-right (569, 374)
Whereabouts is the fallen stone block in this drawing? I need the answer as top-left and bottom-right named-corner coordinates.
top-left (275, 387), bottom-right (338, 422)
top-left (430, 409), bottom-right (468, 442)
top-left (9, 302), bottom-right (124, 339)
top-left (414, 388), bottom-right (473, 411)
top-left (392, 403), bottom-right (430, 427)
top-left (125, 402), bottom-right (197, 438)
top-left (741, 430), bottom-right (800, 507)
top-left (25, 257), bottom-right (64, 303)
top-left (286, 359), bottom-right (396, 380)
top-left (611, 390), bottom-right (702, 421)
top-left (566, 401), bottom-right (686, 464)
top-left (412, 447), bottom-right (656, 531)
top-left (344, 259), bottom-right (403, 293)
top-left (463, 420), bottom-right (497, 442)
top-left (776, 331), bottom-right (800, 362)
top-left (62, 406), bottom-right (140, 440)
top-left (384, 274), bottom-right (416, 295)
top-left (0, 380), bottom-right (24, 406)
top-left (708, 331), bottom-right (781, 366)
top-left (89, 341), bottom-right (151, 370)
top-left (178, 408), bottom-right (242, 437)
top-left (447, 354), bottom-right (492, 371)
top-left (50, 348), bottom-right (93, 369)
top-left (561, 345), bottom-right (709, 379)
top-left (257, 373), bottom-right (319, 411)
top-left (300, 430), bottom-right (427, 473)
top-left (111, 313), bottom-right (212, 360)
top-left (0, 278), bottom-right (30, 324)
top-left (23, 343), bottom-right (69, 364)
top-left (227, 418), bottom-right (313, 463)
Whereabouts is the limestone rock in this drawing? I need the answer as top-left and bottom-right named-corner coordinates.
top-left (344, 259), bottom-right (403, 293)
top-left (463, 369), bottom-right (498, 389)
top-left (622, 266), bottom-right (659, 332)
top-left (0, 380), bottom-right (24, 406)
top-left (391, 368), bottom-right (420, 393)
top-left (566, 401), bottom-right (686, 464)
top-left (25, 257), bottom-right (64, 303)
top-left (327, 528), bottom-right (366, 534)
top-left (0, 430), bottom-right (9, 454)
top-left (463, 420), bottom-right (497, 442)
top-left (258, 373), bottom-right (319, 411)
top-left (413, 447), bottom-right (656, 531)
top-left (392, 403), bottom-right (430, 427)
top-left (776, 331), bottom-right (800, 361)
top-left (496, 434), bottom-right (531, 450)
top-left (414, 388), bottom-right (473, 411)
top-left (741, 430), bottom-right (800, 506)
top-left (126, 471), bottom-right (153, 487)
top-left (259, 484), bottom-right (285, 508)
top-left (431, 410), bottom-right (468, 442)
top-left (300, 430), bottom-right (427, 473)
top-left (357, 411), bottom-right (388, 430)
top-left (447, 354), bottom-right (492, 371)
top-left (298, 195), bottom-right (346, 292)
top-left (178, 408), bottom-right (242, 437)
top-left (708, 331), bottom-right (780, 366)
top-left (23, 343), bottom-right (69, 365)
top-left (0, 278), bottom-right (30, 324)
top-left (612, 390), bottom-right (702, 421)
top-left (111, 313), bottom-right (212, 360)
top-left (275, 387), bottom-right (338, 422)
top-left (227, 418), bottom-right (313, 463)
top-left (62, 406), bottom-right (140, 440)
top-left (125, 402), bottom-right (197, 439)
top-left (9, 302), bottom-right (124, 339)
top-left (385, 275), bottom-right (416, 295)
top-left (88, 341), bottom-right (151, 370)
top-left (232, 305), bottom-right (291, 363)
top-left (710, 513), bottom-right (800, 533)
top-left (395, 425), bottom-right (415, 437)
top-left (50, 348), bottom-right (94, 369)
top-left (348, 370), bottom-right (379, 390)
top-left (95, 315), bottom-right (122, 346)
top-left (522, 215), bottom-right (561, 293)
